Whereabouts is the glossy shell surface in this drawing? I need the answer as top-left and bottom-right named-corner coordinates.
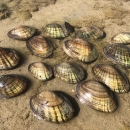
top-left (28, 62), bottom-right (53, 81)
top-left (0, 47), bottom-right (20, 70)
top-left (0, 75), bottom-right (27, 98)
top-left (111, 32), bottom-right (130, 44)
top-left (103, 44), bottom-right (130, 67)
top-left (7, 25), bottom-right (36, 40)
top-left (75, 26), bottom-right (104, 40)
top-left (30, 91), bottom-right (74, 123)
top-left (92, 64), bottom-right (130, 93)
top-left (43, 22), bottom-right (68, 38)
top-left (76, 80), bottom-right (117, 112)
top-left (26, 36), bottom-right (53, 58)
top-left (54, 62), bottom-right (84, 84)
top-left (63, 38), bottom-right (98, 62)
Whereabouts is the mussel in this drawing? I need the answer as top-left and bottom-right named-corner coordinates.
top-left (92, 64), bottom-right (130, 93)
top-left (54, 62), bottom-right (84, 84)
top-left (63, 38), bottom-right (98, 62)
top-left (26, 36), bottom-right (54, 58)
top-left (76, 80), bottom-right (117, 112)
top-left (42, 22), bottom-right (73, 38)
top-left (0, 75), bottom-right (27, 98)
top-left (0, 47), bottom-right (20, 70)
top-left (111, 32), bottom-right (130, 44)
top-left (75, 26), bottom-right (104, 40)
top-left (28, 62), bottom-right (53, 81)
top-left (103, 44), bottom-right (130, 67)
top-left (7, 25), bottom-right (36, 40)
top-left (30, 90), bottom-right (74, 123)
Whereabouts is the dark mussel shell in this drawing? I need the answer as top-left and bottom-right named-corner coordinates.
top-left (43, 22), bottom-right (69, 38)
top-left (28, 62), bottom-right (53, 81)
top-left (103, 44), bottom-right (130, 67)
top-left (30, 90), bottom-right (74, 123)
top-left (7, 25), bottom-right (36, 40)
top-left (76, 80), bottom-right (117, 112)
top-left (92, 64), bottom-right (130, 93)
top-left (111, 32), bottom-right (130, 44)
top-left (75, 26), bottom-right (104, 40)
top-left (63, 38), bottom-right (98, 62)
top-left (26, 36), bottom-right (54, 58)
top-left (0, 75), bottom-right (27, 98)
top-left (0, 47), bottom-right (20, 70)
top-left (54, 62), bottom-right (85, 84)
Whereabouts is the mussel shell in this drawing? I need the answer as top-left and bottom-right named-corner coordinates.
top-left (76, 80), bottom-right (117, 112)
top-left (103, 44), bottom-right (130, 67)
top-left (26, 36), bottom-right (53, 58)
top-left (63, 38), bottom-right (98, 62)
top-left (92, 64), bottom-right (130, 93)
top-left (28, 62), bottom-right (53, 81)
top-left (0, 75), bottom-right (27, 98)
top-left (54, 62), bottom-right (84, 84)
top-left (111, 32), bottom-right (130, 44)
top-left (43, 22), bottom-right (68, 38)
top-left (0, 47), bottom-right (20, 70)
top-left (30, 90), bottom-right (74, 123)
top-left (75, 26), bottom-right (104, 40)
top-left (7, 25), bottom-right (36, 40)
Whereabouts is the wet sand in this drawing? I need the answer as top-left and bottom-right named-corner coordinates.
top-left (0, 0), bottom-right (130, 130)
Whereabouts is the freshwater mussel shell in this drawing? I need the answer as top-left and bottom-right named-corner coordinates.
top-left (7, 25), bottom-right (36, 40)
top-left (111, 32), bottom-right (130, 44)
top-left (92, 64), bottom-right (130, 93)
top-left (63, 38), bottom-right (98, 62)
top-left (43, 22), bottom-right (68, 38)
top-left (75, 26), bottom-right (104, 40)
top-left (28, 62), bottom-right (53, 81)
top-left (76, 80), bottom-right (117, 112)
top-left (0, 47), bottom-right (20, 70)
top-left (30, 90), bottom-right (74, 123)
top-left (26, 36), bottom-right (53, 58)
top-left (103, 44), bottom-right (130, 67)
top-left (0, 75), bottom-right (27, 98)
top-left (54, 62), bottom-right (85, 84)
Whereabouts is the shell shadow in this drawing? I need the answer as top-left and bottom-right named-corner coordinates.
top-left (54, 91), bottom-right (80, 117)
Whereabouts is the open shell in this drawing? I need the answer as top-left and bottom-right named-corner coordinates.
top-left (0, 47), bottom-right (20, 70)
top-left (92, 64), bottom-right (130, 93)
top-left (7, 25), bottom-right (36, 40)
top-left (63, 38), bottom-right (98, 62)
top-left (76, 80), bottom-right (117, 112)
top-left (103, 44), bottom-right (130, 67)
top-left (111, 32), bottom-right (130, 44)
top-left (0, 75), bottom-right (27, 98)
top-left (30, 90), bottom-right (74, 123)
top-left (26, 36), bottom-right (53, 58)
top-left (28, 62), bottom-right (53, 81)
top-left (54, 62), bottom-right (84, 84)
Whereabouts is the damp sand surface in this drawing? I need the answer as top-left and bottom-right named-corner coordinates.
top-left (0, 0), bottom-right (130, 130)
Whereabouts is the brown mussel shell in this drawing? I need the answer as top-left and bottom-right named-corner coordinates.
top-left (63, 38), bottom-right (98, 62)
top-left (43, 22), bottom-right (69, 38)
top-left (103, 44), bottom-right (130, 67)
top-left (54, 62), bottom-right (85, 84)
top-left (76, 80), bottom-right (117, 112)
top-left (111, 32), bottom-right (130, 44)
top-left (26, 36), bottom-right (54, 58)
top-left (92, 64), bottom-right (130, 93)
top-left (75, 26), bottom-right (104, 40)
top-left (0, 47), bottom-right (20, 70)
top-left (0, 75), bottom-right (27, 98)
top-left (28, 62), bottom-right (53, 81)
top-left (30, 90), bottom-right (74, 123)
top-left (7, 25), bottom-right (36, 40)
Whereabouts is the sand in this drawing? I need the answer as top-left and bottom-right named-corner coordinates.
top-left (0, 0), bottom-right (130, 130)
